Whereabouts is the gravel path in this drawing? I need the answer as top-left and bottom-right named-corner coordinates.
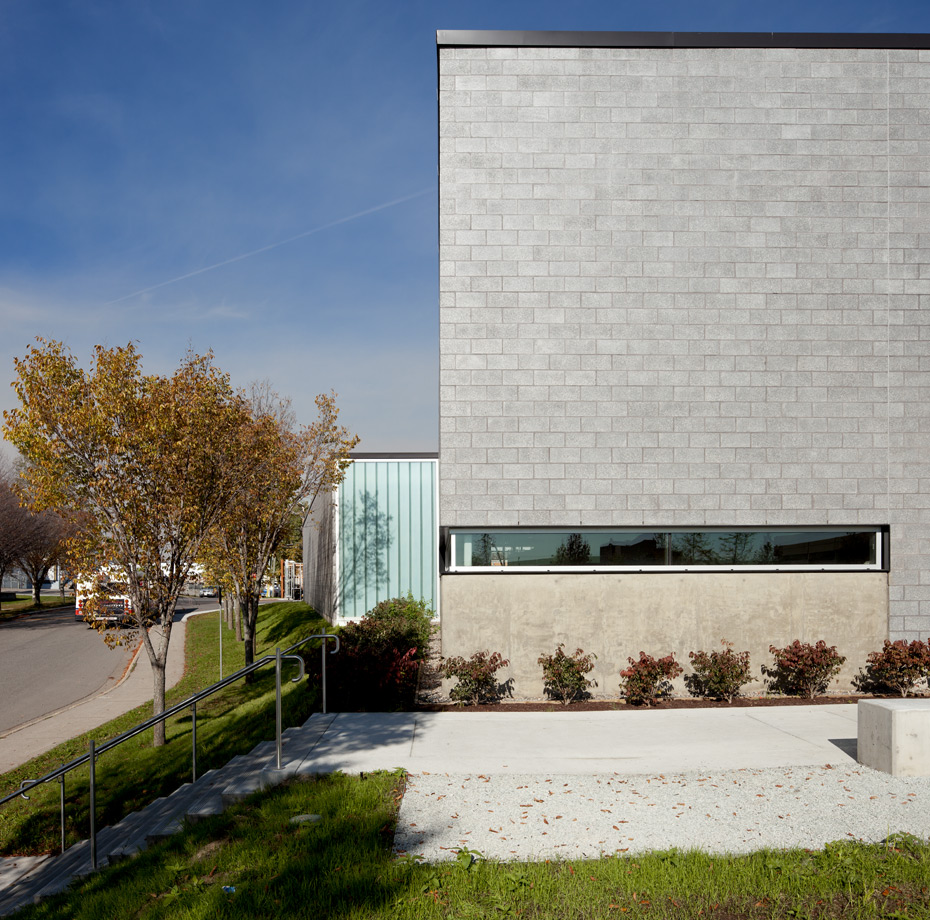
top-left (394, 766), bottom-right (930, 861)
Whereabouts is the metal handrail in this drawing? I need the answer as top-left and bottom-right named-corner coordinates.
top-left (0, 629), bottom-right (339, 868)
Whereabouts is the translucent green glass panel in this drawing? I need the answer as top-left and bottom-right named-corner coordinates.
top-left (337, 461), bottom-right (437, 618)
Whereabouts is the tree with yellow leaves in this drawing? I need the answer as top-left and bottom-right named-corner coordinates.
top-left (3, 340), bottom-right (254, 745)
top-left (199, 385), bottom-right (358, 672)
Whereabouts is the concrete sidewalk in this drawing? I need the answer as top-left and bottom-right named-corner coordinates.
top-left (286, 709), bottom-right (929, 863)
top-left (0, 612), bottom-right (203, 773)
top-left (293, 706), bottom-right (860, 775)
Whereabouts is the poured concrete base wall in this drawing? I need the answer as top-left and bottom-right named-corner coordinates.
top-left (440, 572), bottom-right (888, 698)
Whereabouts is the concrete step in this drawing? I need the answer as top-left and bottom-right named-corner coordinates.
top-left (185, 793), bottom-right (225, 823)
top-left (105, 794), bottom-right (174, 862)
top-left (216, 741), bottom-right (282, 805)
top-left (104, 800), bottom-right (192, 864)
top-left (0, 822), bottom-right (129, 915)
top-left (145, 770), bottom-right (228, 839)
top-left (114, 782), bottom-right (209, 853)
top-left (180, 769), bottom-right (225, 824)
top-left (144, 783), bottom-right (213, 846)
top-left (283, 715), bottom-right (337, 773)
top-left (0, 863), bottom-right (56, 918)
top-left (0, 715), bottom-right (343, 916)
top-left (32, 839), bottom-right (99, 902)
top-left (301, 712), bottom-right (337, 732)
top-left (220, 766), bottom-right (274, 805)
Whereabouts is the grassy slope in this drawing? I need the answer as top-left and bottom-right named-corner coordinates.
top-left (0, 601), bottom-right (327, 855)
top-left (8, 774), bottom-right (930, 920)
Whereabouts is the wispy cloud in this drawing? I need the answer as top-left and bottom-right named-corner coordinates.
top-left (103, 187), bottom-right (434, 306)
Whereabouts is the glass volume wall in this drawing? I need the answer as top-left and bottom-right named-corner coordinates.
top-left (335, 456), bottom-right (439, 618)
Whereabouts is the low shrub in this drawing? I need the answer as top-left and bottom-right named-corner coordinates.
top-left (619, 652), bottom-right (683, 706)
top-left (441, 650), bottom-right (511, 705)
top-left (538, 644), bottom-right (597, 705)
top-left (852, 639), bottom-right (930, 697)
top-left (313, 594), bottom-right (434, 711)
top-left (363, 593), bottom-right (434, 657)
top-left (684, 640), bottom-right (752, 703)
top-left (762, 640), bottom-right (846, 699)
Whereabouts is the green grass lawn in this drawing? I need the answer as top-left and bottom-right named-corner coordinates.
top-left (0, 595), bottom-right (76, 621)
top-left (8, 771), bottom-right (930, 919)
top-left (0, 601), bottom-right (328, 856)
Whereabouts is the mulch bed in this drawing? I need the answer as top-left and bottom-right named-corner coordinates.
top-left (414, 695), bottom-right (881, 713)
top-left (413, 633), bottom-right (925, 712)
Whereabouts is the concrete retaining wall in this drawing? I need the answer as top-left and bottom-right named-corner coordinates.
top-left (439, 571), bottom-right (889, 698)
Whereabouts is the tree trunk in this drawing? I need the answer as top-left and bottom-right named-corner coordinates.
top-left (151, 656), bottom-right (167, 747)
top-left (242, 597), bottom-right (254, 682)
top-left (141, 616), bottom-right (172, 748)
top-left (250, 594), bottom-right (260, 661)
top-left (31, 566), bottom-right (49, 607)
top-left (234, 599), bottom-right (242, 642)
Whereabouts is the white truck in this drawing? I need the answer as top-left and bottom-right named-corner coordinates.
top-left (75, 571), bottom-right (136, 625)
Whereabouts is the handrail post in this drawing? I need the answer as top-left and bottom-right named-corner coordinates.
top-left (218, 598), bottom-right (223, 681)
top-left (191, 701), bottom-right (198, 782)
top-left (321, 628), bottom-right (327, 715)
top-left (275, 647), bottom-right (282, 770)
top-left (59, 773), bottom-right (66, 854)
top-left (89, 739), bottom-right (96, 869)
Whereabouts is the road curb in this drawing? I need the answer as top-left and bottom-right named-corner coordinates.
top-left (0, 607), bottom-right (219, 743)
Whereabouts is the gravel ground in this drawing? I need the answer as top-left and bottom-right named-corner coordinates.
top-left (394, 766), bottom-right (930, 862)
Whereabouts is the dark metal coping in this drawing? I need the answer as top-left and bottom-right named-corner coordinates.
top-left (349, 452), bottom-right (438, 460)
top-left (437, 30), bottom-right (930, 50)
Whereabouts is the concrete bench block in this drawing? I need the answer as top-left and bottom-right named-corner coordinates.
top-left (858, 699), bottom-right (930, 777)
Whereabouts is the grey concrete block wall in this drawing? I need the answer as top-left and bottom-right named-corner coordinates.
top-left (438, 39), bottom-right (930, 640)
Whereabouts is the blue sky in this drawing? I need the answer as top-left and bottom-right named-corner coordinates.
top-left (2, 0), bottom-right (930, 456)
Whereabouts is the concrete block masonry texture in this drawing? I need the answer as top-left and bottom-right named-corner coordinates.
top-left (437, 43), bottom-right (930, 639)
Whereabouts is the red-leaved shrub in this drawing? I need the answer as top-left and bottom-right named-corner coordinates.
top-left (762, 640), bottom-right (846, 699)
top-left (853, 639), bottom-right (930, 697)
top-left (538, 644), bottom-right (597, 705)
top-left (619, 652), bottom-right (683, 706)
top-left (441, 650), bottom-right (511, 705)
top-left (685, 640), bottom-right (752, 703)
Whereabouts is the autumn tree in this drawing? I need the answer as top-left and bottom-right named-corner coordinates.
top-left (199, 387), bottom-right (358, 671)
top-left (3, 339), bottom-right (254, 745)
top-left (17, 505), bottom-right (74, 606)
top-left (4, 462), bottom-right (80, 605)
top-left (0, 461), bottom-right (32, 610)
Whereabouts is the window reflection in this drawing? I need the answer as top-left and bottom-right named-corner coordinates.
top-left (599, 535), bottom-right (666, 566)
top-left (453, 529), bottom-right (878, 568)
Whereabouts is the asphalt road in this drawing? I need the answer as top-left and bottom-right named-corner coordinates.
top-left (0, 596), bottom-right (218, 735)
